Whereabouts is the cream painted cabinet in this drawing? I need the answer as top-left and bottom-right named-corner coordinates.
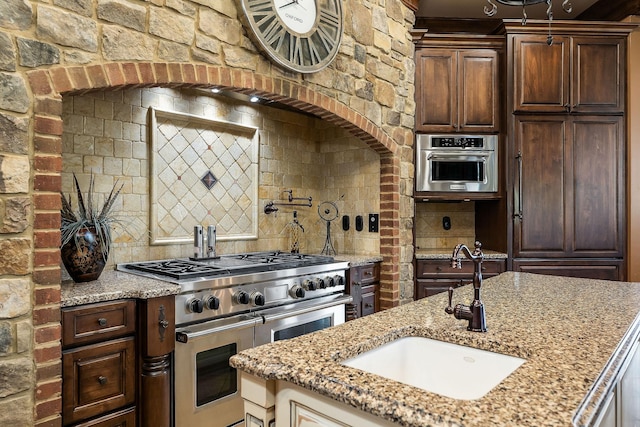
top-left (594, 339), bottom-right (640, 427)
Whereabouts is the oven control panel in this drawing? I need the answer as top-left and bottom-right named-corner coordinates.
top-left (176, 269), bottom-right (347, 326)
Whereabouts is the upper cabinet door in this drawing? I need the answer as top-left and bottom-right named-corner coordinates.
top-left (415, 47), bottom-right (500, 133)
top-left (512, 34), bottom-right (625, 114)
top-left (415, 48), bottom-right (457, 132)
top-left (458, 50), bottom-right (500, 132)
top-left (513, 35), bottom-right (570, 113)
top-left (572, 37), bottom-right (625, 113)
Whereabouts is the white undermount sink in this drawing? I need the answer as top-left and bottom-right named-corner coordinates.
top-left (341, 336), bottom-right (525, 400)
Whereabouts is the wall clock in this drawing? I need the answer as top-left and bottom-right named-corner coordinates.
top-left (237, 0), bottom-right (343, 73)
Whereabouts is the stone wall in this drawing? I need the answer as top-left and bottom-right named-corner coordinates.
top-left (0, 0), bottom-right (416, 425)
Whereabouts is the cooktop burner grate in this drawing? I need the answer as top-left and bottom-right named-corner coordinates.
top-left (126, 260), bottom-right (230, 280)
top-left (122, 252), bottom-right (338, 281)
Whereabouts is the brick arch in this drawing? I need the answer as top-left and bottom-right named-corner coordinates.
top-left (27, 61), bottom-right (402, 424)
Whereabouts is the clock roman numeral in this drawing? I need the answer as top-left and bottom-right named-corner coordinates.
top-left (245, 0), bottom-right (273, 13)
top-left (289, 34), bottom-right (305, 66)
top-left (319, 8), bottom-right (340, 31)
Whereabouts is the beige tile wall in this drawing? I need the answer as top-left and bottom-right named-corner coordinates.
top-left (61, 87), bottom-right (380, 269)
top-left (414, 202), bottom-right (476, 250)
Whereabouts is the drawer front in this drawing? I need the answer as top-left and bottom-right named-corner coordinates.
top-left (361, 292), bottom-right (376, 317)
top-left (416, 259), bottom-right (505, 278)
top-left (63, 300), bottom-right (136, 347)
top-left (416, 279), bottom-right (466, 300)
top-left (353, 263), bottom-right (379, 285)
top-left (63, 337), bottom-right (136, 424)
top-left (72, 407), bottom-right (136, 427)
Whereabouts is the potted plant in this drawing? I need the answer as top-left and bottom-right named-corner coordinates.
top-left (60, 173), bottom-right (123, 282)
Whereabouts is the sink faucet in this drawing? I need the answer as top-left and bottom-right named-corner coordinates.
top-left (445, 241), bottom-right (487, 332)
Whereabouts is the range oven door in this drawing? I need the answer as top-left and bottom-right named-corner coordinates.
top-left (255, 294), bottom-right (352, 346)
top-left (174, 316), bottom-right (258, 427)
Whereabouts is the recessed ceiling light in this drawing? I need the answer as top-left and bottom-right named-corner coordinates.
top-left (211, 87), bottom-right (220, 93)
top-left (250, 96), bottom-right (260, 103)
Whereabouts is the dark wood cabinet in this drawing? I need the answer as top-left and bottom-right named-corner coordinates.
top-left (345, 263), bottom-right (379, 320)
top-left (512, 33), bottom-right (625, 114)
top-left (504, 21), bottom-right (634, 280)
top-left (62, 297), bottom-right (175, 427)
top-left (415, 258), bottom-right (506, 299)
top-left (414, 36), bottom-right (502, 133)
top-left (513, 115), bottom-right (624, 259)
top-left (62, 300), bottom-right (137, 426)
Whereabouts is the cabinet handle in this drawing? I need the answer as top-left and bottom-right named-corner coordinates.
top-left (98, 376), bottom-right (108, 385)
top-left (364, 303), bottom-right (373, 308)
top-left (364, 271), bottom-right (372, 277)
top-left (513, 150), bottom-right (523, 221)
top-left (97, 318), bottom-right (107, 327)
top-left (436, 266), bottom-right (442, 272)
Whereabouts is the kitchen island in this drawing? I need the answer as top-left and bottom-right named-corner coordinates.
top-left (230, 272), bottom-right (640, 427)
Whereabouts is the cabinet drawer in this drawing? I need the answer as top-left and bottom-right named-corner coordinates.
top-left (72, 407), bottom-right (135, 427)
top-left (352, 263), bottom-right (380, 285)
top-left (361, 293), bottom-right (376, 317)
top-left (63, 337), bottom-right (136, 424)
top-left (416, 259), bottom-right (505, 278)
top-left (63, 300), bottom-right (136, 347)
top-left (416, 278), bottom-right (466, 300)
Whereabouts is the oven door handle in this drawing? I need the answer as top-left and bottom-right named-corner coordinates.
top-left (175, 316), bottom-right (258, 343)
top-left (428, 153), bottom-right (490, 161)
top-left (260, 295), bottom-right (353, 323)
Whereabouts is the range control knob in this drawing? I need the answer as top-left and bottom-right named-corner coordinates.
top-left (324, 276), bottom-right (335, 287)
top-left (204, 295), bottom-right (220, 310)
top-left (289, 285), bottom-right (305, 299)
top-left (333, 275), bottom-right (345, 287)
top-left (250, 291), bottom-right (265, 306)
top-left (303, 279), bottom-right (317, 291)
top-left (233, 290), bottom-right (250, 305)
top-left (187, 298), bottom-right (204, 313)
top-left (316, 278), bottom-right (326, 289)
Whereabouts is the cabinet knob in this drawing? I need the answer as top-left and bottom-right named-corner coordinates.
top-left (97, 318), bottom-right (107, 327)
top-left (159, 320), bottom-right (169, 329)
top-left (98, 376), bottom-right (108, 385)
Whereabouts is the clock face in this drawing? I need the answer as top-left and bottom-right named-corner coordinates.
top-left (238, 0), bottom-right (343, 73)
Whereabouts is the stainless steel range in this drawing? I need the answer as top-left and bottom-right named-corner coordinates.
top-left (117, 251), bottom-right (351, 427)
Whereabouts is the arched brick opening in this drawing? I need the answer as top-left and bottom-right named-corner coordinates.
top-left (26, 61), bottom-right (403, 423)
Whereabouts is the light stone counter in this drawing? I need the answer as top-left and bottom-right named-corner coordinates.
top-left (230, 272), bottom-right (640, 426)
top-left (61, 269), bottom-right (180, 307)
top-left (336, 254), bottom-right (384, 266)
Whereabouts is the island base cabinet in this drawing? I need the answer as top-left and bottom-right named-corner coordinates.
top-left (594, 339), bottom-right (640, 427)
top-left (275, 382), bottom-right (397, 427)
top-left (240, 373), bottom-right (398, 427)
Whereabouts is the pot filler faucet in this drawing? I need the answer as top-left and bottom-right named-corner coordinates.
top-left (445, 241), bottom-right (487, 332)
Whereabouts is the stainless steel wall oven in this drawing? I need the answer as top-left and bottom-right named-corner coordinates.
top-left (118, 252), bottom-right (350, 427)
top-left (416, 134), bottom-right (498, 193)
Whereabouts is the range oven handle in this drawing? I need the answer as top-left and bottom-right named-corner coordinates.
top-left (260, 295), bottom-right (353, 323)
top-left (175, 316), bottom-right (258, 343)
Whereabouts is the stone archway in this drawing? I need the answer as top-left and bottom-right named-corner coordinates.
top-left (26, 61), bottom-right (404, 423)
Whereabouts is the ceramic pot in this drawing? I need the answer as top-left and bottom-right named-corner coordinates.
top-left (61, 227), bottom-right (108, 282)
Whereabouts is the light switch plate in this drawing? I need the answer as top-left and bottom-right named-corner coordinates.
top-left (369, 213), bottom-right (379, 232)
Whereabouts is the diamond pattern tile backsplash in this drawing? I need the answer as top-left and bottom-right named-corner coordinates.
top-left (150, 108), bottom-right (258, 244)
top-left (61, 87), bottom-right (380, 267)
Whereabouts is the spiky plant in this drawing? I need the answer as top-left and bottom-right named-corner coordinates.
top-left (61, 173), bottom-right (124, 261)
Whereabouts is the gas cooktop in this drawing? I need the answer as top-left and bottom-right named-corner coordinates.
top-left (120, 251), bottom-right (338, 281)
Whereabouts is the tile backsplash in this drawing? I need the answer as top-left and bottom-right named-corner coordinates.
top-left (414, 202), bottom-right (476, 250)
top-left (61, 87), bottom-right (380, 268)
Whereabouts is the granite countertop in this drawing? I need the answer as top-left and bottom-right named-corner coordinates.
top-left (230, 272), bottom-right (640, 427)
top-left (336, 254), bottom-right (384, 266)
top-left (61, 269), bottom-right (180, 307)
top-left (415, 248), bottom-right (508, 260)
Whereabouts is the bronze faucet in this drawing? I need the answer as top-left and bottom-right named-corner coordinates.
top-left (445, 241), bottom-right (487, 332)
